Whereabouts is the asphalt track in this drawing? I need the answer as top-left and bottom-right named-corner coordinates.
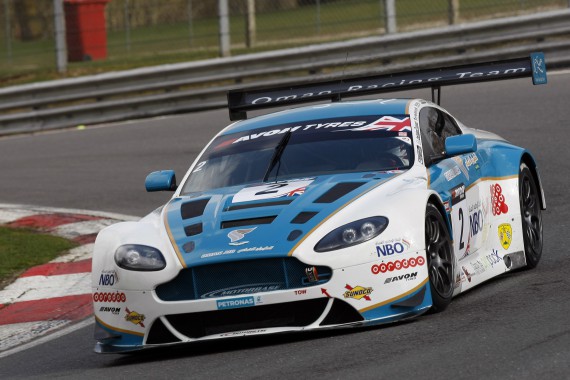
top-left (0, 72), bottom-right (569, 379)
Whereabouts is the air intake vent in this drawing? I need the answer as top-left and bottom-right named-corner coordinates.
top-left (146, 318), bottom-right (181, 345)
top-left (155, 257), bottom-right (332, 301)
top-left (181, 198), bottom-right (210, 219)
top-left (314, 182), bottom-right (364, 203)
top-left (163, 299), bottom-right (329, 338)
top-left (320, 299), bottom-right (364, 326)
top-left (184, 223), bottom-right (202, 236)
top-left (221, 216), bottom-right (276, 229)
top-left (227, 199), bottom-right (293, 211)
top-left (291, 211), bottom-right (318, 224)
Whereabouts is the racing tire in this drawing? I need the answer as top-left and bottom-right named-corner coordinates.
top-left (425, 203), bottom-right (454, 312)
top-left (519, 163), bottom-right (543, 269)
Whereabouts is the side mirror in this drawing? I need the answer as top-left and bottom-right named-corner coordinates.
top-left (145, 170), bottom-right (177, 192)
top-left (445, 134), bottom-right (477, 156)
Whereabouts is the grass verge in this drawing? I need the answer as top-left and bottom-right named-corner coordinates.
top-left (0, 226), bottom-right (78, 290)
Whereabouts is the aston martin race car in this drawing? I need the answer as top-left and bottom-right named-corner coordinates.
top-left (92, 53), bottom-right (547, 353)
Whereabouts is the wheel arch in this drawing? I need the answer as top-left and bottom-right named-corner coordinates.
top-left (427, 193), bottom-right (452, 234)
top-left (521, 152), bottom-right (546, 210)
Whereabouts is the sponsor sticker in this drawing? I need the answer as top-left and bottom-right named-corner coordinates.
top-left (444, 166), bottom-right (461, 181)
top-left (416, 145), bottom-right (424, 165)
top-left (461, 266), bottom-right (472, 282)
top-left (384, 272), bottom-right (418, 284)
top-left (490, 183), bottom-right (509, 215)
top-left (464, 153), bottom-right (479, 169)
top-left (220, 329), bottom-right (267, 337)
top-left (216, 296), bottom-right (256, 310)
top-left (228, 227), bottom-right (256, 246)
top-left (371, 256), bottom-right (425, 274)
top-left (375, 238), bottom-right (411, 257)
top-left (93, 292), bottom-right (127, 303)
top-left (498, 223), bottom-right (512, 250)
top-left (343, 284), bottom-right (373, 301)
top-left (201, 283), bottom-right (282, 298)
top-left (452, 156), bottom-right (470, 179)
top-left (99, 306), bottom-right (121, 315)
top-left (305, 267), bottom-right (319, 282)
top-left (345, 116), bottom-right (411, 132)
top-left (98, 270), bottom-right (119, 287)
top-left (124, 308), bottom-right (145, 327)
top-left (450, 183), bottom-right (466, 205)
top-left (201, 246), bottom-right (274, 258)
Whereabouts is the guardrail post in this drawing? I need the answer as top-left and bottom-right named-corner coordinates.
top-left (53, 0), bottom-right (67, 74)
top-left (448, 0), bottom-right (459, 24)
top-left (245, 0), bottom-right (255, 48)
top-left (383, 0), bottom-right (396, 34)
top-left (218, 0), bottom-right (230, 57)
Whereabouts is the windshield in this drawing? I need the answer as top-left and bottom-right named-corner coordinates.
top-left (181, 115), bottom-right (413, 194)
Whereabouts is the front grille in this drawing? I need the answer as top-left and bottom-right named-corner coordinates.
top-left (155, 257), bottom-right (332, 301)
top-left (163, 298), bottom-right (329, 338)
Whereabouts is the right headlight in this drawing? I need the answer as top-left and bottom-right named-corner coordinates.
top-left (114, 244), bottom-right (166, 271)
top-left (314, 216), bottom-right (389, 252)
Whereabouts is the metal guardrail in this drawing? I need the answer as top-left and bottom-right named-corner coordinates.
top-left (1, 9), bottom-right (569, 135)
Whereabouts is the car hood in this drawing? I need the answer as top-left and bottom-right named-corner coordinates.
top-left (163, 172), bottom-right (403, 268)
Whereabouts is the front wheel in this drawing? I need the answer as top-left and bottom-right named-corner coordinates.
top-left (425, 203), bottom-right (454, 312)
top-left (519, 163), bottom-right (543, 268)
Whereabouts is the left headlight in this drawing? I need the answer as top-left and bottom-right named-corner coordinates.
top-left (314, 216), bottom-right (389, 252)
top-left (114, 244), bottom-right (166, 271)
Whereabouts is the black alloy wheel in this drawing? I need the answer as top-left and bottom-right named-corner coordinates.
top-left (519, 163), bottom-right (543, 268)
top-left (425, 203), bottom-right (454, 312)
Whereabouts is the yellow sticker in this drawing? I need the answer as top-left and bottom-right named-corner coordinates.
top-left (498, 223), bottom-right (512, 250)
top-left (343, 285), bottom-right (373, 301)
top-left (124, 308), bottom-right (146, 327)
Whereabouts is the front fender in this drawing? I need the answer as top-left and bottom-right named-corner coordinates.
top-left (92, 219), bottom-right (183, 292)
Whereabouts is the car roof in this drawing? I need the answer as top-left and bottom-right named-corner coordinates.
top-left (221, 98), bottom-right (414, 135)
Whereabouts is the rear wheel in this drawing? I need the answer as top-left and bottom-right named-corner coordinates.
top-left (425, 203), bottom-right (454, 312)
top-left (519, 163), bottom-right (543, 268)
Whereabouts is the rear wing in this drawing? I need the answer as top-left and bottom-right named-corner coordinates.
top-left (227, 52), bottom-right (547, 120)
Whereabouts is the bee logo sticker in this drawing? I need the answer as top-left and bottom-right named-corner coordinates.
top-left (498, 223), bottom-right (512, 250)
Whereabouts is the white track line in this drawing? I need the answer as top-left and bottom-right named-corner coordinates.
top-left (0, 318), bottom-right (94, 359)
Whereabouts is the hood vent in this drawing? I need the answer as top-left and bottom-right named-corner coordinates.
top-left (181, 198), bottom-right (210, 220)
top-left (291, 211), bottom-right (318, 224)
top-left (227, 199), bottom-right (293, 211)
top-left (184, 223), bottom-right (203, 236)
top-left (313, 182), bottom-right (364, 204)
top-left (221, 216), bottom-right (276, 229)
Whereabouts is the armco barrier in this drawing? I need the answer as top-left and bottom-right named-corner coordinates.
top-left (0, 9), bottom-right (569, 135)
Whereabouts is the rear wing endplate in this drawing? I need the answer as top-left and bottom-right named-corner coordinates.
top-left (227, 52), bottom-right (547, 120)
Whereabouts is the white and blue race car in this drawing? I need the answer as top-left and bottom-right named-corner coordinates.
top-left (92, 54), bottom-right (547, 353)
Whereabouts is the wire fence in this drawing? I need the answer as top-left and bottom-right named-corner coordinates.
top-left (0, 0), bottom-right (568, 85)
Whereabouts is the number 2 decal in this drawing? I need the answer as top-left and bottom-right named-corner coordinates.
top-left (255, 183), bottom-right (288, 196)
top-left (458, 207), bottom-right (465, 250)
top-left (193, 161), bottom-right (207, 172)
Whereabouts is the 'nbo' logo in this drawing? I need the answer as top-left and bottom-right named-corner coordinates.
top-left (99, 270), bottom-right (119, 286)
top-left (376, 242), bottom-right (406, 257)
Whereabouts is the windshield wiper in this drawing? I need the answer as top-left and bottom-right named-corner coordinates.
top-left (263, 130), bottom-right (292, 182)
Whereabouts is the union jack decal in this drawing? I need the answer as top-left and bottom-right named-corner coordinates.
top-left (347, 116), bottom-right (411, 132)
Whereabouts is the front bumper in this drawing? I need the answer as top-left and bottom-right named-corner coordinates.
top-left (93, 253), bottom-right (431, 353)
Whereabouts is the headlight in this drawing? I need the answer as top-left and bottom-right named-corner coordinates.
top-left (114, 244), bottom-right (166, 271)
top-left (314, 216), bottom-right (389, 252)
